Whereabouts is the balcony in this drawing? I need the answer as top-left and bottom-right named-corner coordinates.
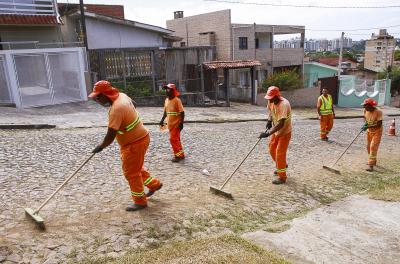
top-left (0, 0), bottom-right (56, 16)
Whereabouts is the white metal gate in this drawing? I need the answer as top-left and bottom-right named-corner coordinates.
top-left (376, 80), bottom-right (387, 106)
top-left (0, 48), bottom-right (87, 108)
top-left (0, 56), bottom-right (12, 104)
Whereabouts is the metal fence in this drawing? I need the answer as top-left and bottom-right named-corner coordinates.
top-left (88, 46), bottom-right (216, 106)
top-left (0, 47), bottom-right (88, 108)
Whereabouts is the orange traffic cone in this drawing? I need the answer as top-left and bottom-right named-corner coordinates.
top-left (388, 118), bottom-right (396, 136)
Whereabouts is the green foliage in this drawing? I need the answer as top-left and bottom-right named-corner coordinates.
top-left (111, 79), bottom-right (153, 97)
top-left (377, 65), bottom-right (400, 95)
top-left (343, 52), bottom-right (357, 61)
top-left (261, 69), bottom-right (302, 92)
top-left (306, 51), bottom-right (338, 61)
top-left (394, 50), bottom-right (400, 61)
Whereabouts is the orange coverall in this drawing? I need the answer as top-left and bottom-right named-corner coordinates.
top-left (317, 95), bottom-right (334, 139)
top-left (364, 109), bottom-right (383, 166)
top-left (268, 98), bottom-right (292, 182)
top-left (164, 97), bottom-right (185, 158)
top-left (109, 93), bottom-right (161, 206)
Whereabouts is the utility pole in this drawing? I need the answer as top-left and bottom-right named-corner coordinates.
top-left (337, 32), bottom-right (344, 79)
top-left (384, 35), bottom-right (389, 79)
top-left (79, 0), bottom-right (88, 49)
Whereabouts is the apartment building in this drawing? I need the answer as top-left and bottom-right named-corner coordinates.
top-left (166, 9), bottom-right (305, 87)
top-left (364, 29), bottom-right (396, 72)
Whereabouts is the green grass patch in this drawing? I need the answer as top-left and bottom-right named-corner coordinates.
top-left (78, 234), bottom-right (290, 264)
top-left (368, 176), bottom-right (400, 202)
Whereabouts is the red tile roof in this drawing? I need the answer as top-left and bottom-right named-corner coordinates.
top-left (203, 60), bottom-right (262, 70)
top-left (0, 14), bottom-right (58, 25)
top-left (318, 58), bottom-right (357, 67)
top-left (58, 4), bottom-right (124, 19)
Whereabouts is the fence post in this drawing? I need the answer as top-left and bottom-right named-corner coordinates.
top-left (200, 64), bottom-right (205, 105)
top-left (121, 50), bottom-right (127, 90)
top-left (99, 50), bottom-right (106, 80)
top-left (151, 50), bottom-right (156, 95)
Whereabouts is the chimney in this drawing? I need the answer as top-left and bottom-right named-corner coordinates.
top-left (174, 11), bottom-right (184, 19)
top-left (379, 29), bottom-right (387, 36)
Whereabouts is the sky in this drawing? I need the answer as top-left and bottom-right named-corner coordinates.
top-left (61, 0), bottom-right (400, 41)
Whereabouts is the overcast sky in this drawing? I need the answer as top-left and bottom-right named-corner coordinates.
top-left (61, 0), bottom-right (400, 41)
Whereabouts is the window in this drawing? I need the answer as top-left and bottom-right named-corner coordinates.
top-left (180, 42), bottom-right (186, 47)
top-left (239, 37), bottom-right (248, 50)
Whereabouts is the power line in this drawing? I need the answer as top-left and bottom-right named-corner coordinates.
top-left (204, 0), bottom-right (400, 9)
top-left (300, 24), bottom-right (400, 32)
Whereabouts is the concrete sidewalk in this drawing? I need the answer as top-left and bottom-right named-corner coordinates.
top-left (243, 195), bottom-right (400, 264)
top-left (0, 101), bottom-right (398, 129)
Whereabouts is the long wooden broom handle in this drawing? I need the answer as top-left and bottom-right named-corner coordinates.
top-left (332, 129), bottom-right (363, 167)
top-left (219, 136), bottom-right (263, 189)
top-left (34, 153), bottom-right (96, 214)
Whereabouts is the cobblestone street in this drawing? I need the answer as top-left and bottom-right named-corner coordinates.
top-left (1, 113), bottom-right (399, 263)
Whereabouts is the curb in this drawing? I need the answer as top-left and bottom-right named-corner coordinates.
top-left (69, 119), bottom-right (268, 129)
top-left (0, 124), bottom-right (56, 129)
top-left (148, 119), bottom-right (267, 125)
top-left (307, 116), bottom-right (364, 120)
top-left (308, 113), bottom-right (400, 121)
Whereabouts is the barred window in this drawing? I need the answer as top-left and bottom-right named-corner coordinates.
top-left (239, 37), bottom-right (248, 50)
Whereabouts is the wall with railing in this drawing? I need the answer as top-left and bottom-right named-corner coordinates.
top-left (338, 76), bottom-right (391, 107)
top-left (0, 0), bottom-right (57, 16)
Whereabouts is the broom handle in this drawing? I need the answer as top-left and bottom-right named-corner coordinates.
top-left (34, 153), bottom-right (96, 214)
top-left (219, 136), bottom-right (263, 189)
top-left (332, 129), bottom-right (363, 167)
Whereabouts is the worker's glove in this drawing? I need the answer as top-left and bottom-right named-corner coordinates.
top-left (266, 120), bottom-right (273, 130)
top-left (159, 120), bottom-right (165, 126)
top-left (92, 145), bottom-right (104, 153)
top-left (258, 131), bottom-right (270, 139)
top-left (361, 123), bottom-right (369, 132)
top-left (179, 122), bottom-right (184, 131)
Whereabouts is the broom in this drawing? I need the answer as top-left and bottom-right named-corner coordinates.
top-left (322, 129), bottom-right (363, 174)
top-left (25, 153), bottom-right (95, 229)
top-left (210, 133), bottom-right (265, 199)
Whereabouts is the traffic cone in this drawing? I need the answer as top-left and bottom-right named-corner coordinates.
top-left (388, 118), bottom-right (396, 136)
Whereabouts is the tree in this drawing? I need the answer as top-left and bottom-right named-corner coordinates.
top-left (378, 65), bottom-right (400, 96)
top-left (261, 69), bottom-right (302, 92)
top-left (394, 50), bottom-right (400, 61)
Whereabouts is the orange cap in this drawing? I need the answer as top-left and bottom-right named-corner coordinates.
top-left (361, 98), bottom-right (377, 106)
top-left (162, 83), bottom-right (180, 97)
top-left (264, 86), bottom-right (282, 100)
top-left (88, 80), bottom-right (120, 101)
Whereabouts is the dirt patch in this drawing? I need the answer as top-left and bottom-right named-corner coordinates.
top-left (78, 234), bottom-right (290, 264)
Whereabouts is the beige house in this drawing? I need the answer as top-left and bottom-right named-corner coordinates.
top-left (364, 29), bottom-right (396, 72)
top-left (166, 10), bottom-right (305, 100)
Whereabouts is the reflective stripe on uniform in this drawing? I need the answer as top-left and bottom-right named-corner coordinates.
top-left (367, 120), bottom-right (378, 125)
top-left (167, 112), bottom-right (181, 116)
top-left (276, 168), bottom-right (286, 173)
top-left (143, 177), bottom-right (153, 186)
top-left (319, 95), bottom-right (333, 115)
top-left (131, 191), bottom-right (145, 197)
top-left (117, 114), bottom-right (141, 135)
top-left (175, 150), bottom-right (184, 157)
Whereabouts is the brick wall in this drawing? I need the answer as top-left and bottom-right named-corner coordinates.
top-left (166, 10), bottom-right (232, 61)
